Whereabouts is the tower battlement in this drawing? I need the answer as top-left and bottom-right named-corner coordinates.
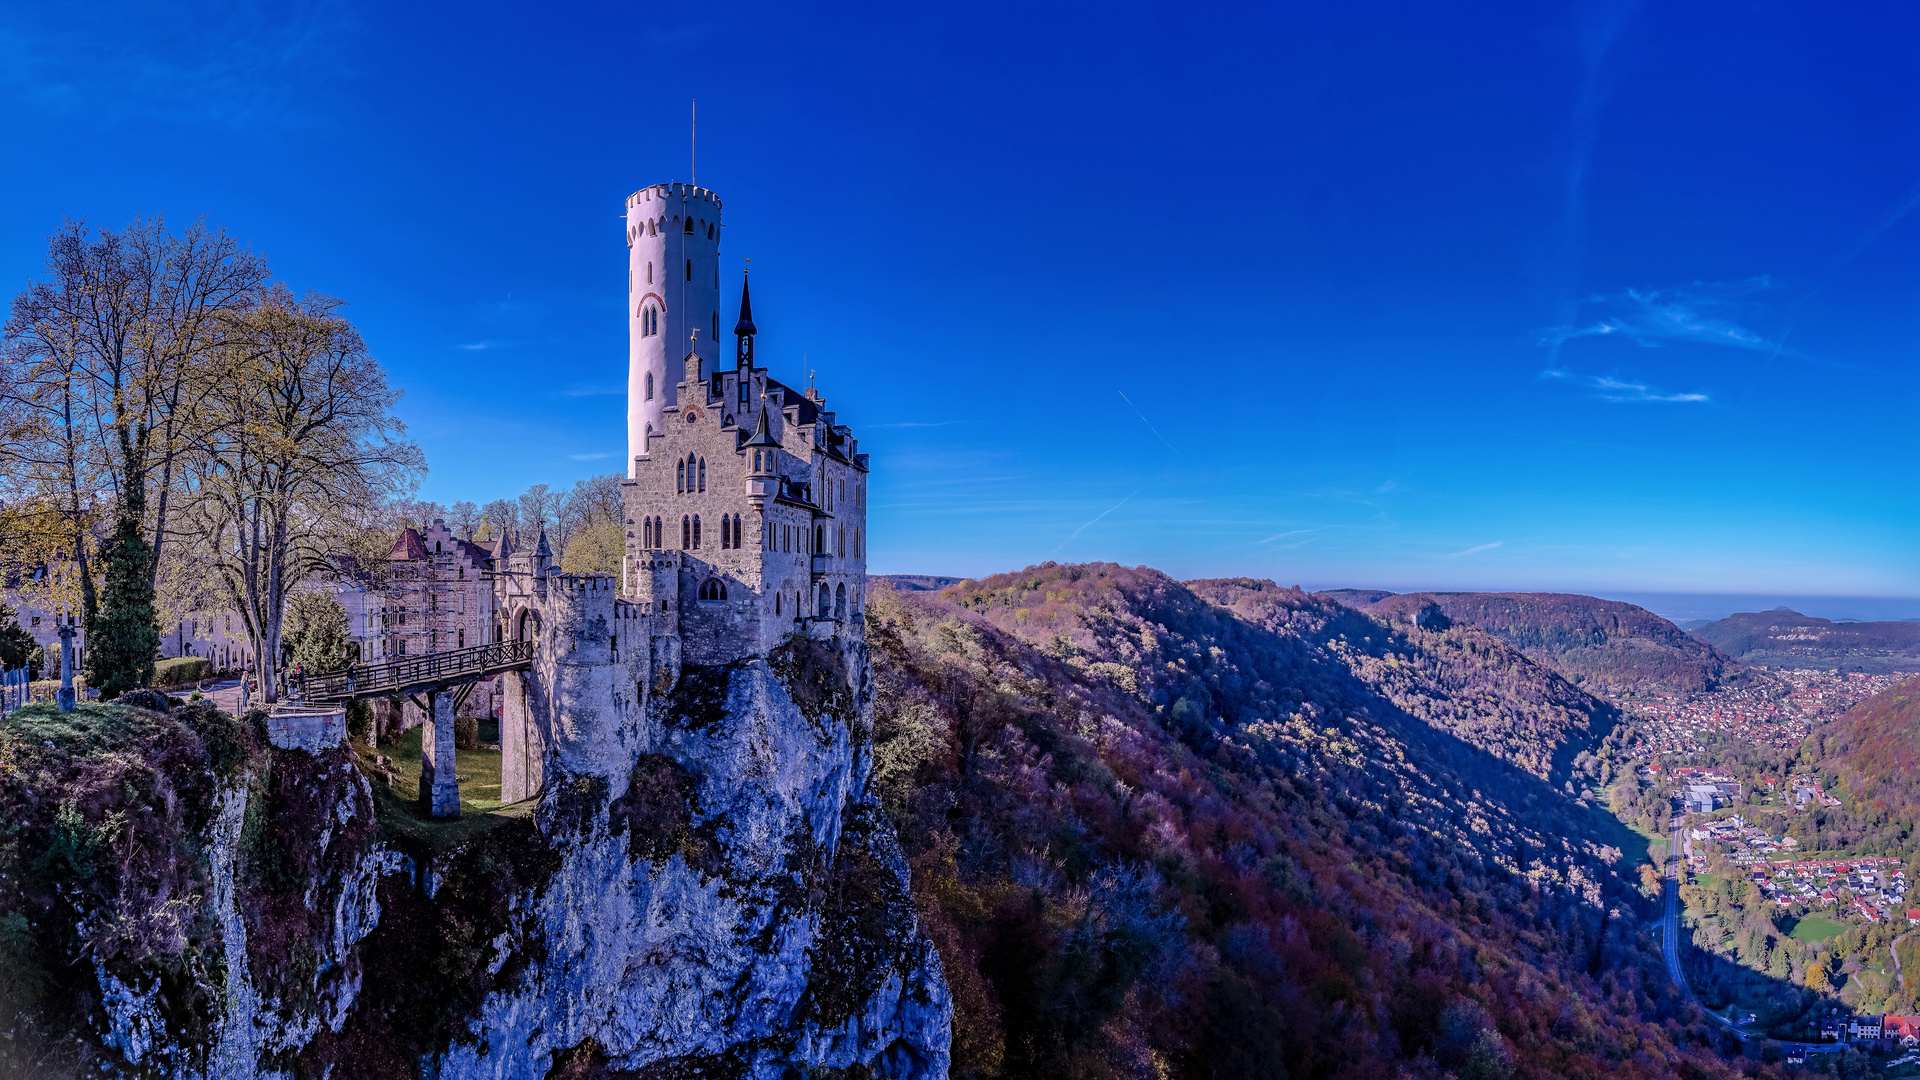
top-left (627, 182), bottom-right (722, 208)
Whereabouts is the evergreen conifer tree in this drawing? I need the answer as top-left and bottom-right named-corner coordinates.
top-left (282, 593), bottom-right (349, 674)
top-left (86, 513), bottom-right (160, 699)
top-left (0, 603), bottom-right (35, 674)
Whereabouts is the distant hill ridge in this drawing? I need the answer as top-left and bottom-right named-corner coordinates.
top-left (1318, 589), bottom-right (1739, 692)
top-left (1689, 608), bottom-right (1920, 672)
top-left (873, 574), bottom-right (967, 592)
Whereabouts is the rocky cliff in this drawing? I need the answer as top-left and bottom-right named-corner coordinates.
top-left (0, 633), bottom-right (949, 1080)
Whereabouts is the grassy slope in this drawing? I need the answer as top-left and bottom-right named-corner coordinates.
top-left (1786, 916), bottom-right (1847, 944)
top-left (374, 726), bottom-right (505, 812)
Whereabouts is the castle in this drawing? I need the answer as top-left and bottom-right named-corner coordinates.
top-left (487, 181), bottom-right (871, 806)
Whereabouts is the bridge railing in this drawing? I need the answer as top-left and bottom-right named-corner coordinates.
top-left (303, 639), bottom-right (535, 702)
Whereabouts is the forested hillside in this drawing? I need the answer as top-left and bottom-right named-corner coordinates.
top-left (1692, 609), bottom-right (1920, 673)
top-left (1359, 592), bottom-right (1739, 693)
top-left (1801, 675), bottom-right (1920, 865)
top-left (866, 563), bottom-right (1789, 1079)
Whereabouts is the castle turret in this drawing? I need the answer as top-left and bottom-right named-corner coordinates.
top-left (627, 182), bottom-right (723, 476)
top-left (744, 404), bottom-right (781, 509)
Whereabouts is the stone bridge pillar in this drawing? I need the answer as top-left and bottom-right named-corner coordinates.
top-left (418, 688), bottom-right (460, 818)
top-left (500, 670), bottom-right (544, 803)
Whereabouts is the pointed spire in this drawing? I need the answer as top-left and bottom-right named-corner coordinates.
top-left (733, 273), bottom-right (756, 336)
top-left (734, 273), bottom-right (756, 370)
top-left (535, 527), bottom-right (552, 559)
top-left (745, 403), bottom-right (780, 447)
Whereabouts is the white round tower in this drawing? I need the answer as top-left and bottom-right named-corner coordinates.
top-left (626, 182), bottom-right (723, 476)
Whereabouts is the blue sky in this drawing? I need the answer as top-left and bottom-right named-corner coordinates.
top-left (4, 0), bottom-right (1918, 598)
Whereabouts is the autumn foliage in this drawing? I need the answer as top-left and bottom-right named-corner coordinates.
top-left (868, 563), bottom-right (1785, 1080)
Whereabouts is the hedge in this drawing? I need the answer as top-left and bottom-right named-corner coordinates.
top-left (152, 656), bottom-right (212, 687)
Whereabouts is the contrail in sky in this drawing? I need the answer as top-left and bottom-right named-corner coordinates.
top-left (1116, 390), bottom-right (1180, 456)
top-left (1050, 489), bottom-right (1140, 556)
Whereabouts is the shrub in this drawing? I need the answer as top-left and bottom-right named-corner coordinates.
top-left (27, 675), bottom-right (89, 702)
top-left (346, 700), bottom-right (373, 746)
top-left (152, 656), bottom-right (211, 687)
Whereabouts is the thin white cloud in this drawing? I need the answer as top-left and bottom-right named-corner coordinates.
top-left (867, 420), bottom-right (966, 429)
top-left (1257, 530), bottom-right (1311, 544)
top-left (568, 452), bottom-right (613, 461)
top-left (561, 386), bottom-right (622, 398)
top-left (1375, 480), bottom-right (1398, 494)
top-left (1540, 277), bottom-right (1785, 356)
top-left (1447, 542), bottom-right (1503, 557)
top-left (0, 3), bottom-right (355, 129)
top-left (1541, 370), bottom-right (1709, 404)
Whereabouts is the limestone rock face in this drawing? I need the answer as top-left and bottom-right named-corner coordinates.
top-left (439, 634), bottom-right (952, 1078)
top-left (84, 633), bottom-right (949, 1079)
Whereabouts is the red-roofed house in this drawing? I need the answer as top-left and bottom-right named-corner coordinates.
top-left (383, 519), bottom-right (503, 661)
top-left (1884, 1017), bottom-right (1920, 1048)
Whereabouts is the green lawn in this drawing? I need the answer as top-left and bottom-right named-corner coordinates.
top-left (376, 725), bottom-right (506, 813)
top-left (1786, 915), bottom-right (1848, 945)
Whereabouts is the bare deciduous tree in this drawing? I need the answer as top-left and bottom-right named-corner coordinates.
top-left (178, 288), bottom-right (422, 702)
top-left (449, 500), bottom-right (480, 540)
top-left (1, 216), bottom-right (268, 693)
top-left (517, 484), bottom-right (559, 545)
top-left (482, 498), bottom-right (519, 549)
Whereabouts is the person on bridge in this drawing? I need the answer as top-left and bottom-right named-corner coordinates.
top-left (345, 660), bottom-right (357, 695)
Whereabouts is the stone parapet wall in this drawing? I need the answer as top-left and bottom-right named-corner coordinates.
top-left (266, 705), bottom-right (347, 753)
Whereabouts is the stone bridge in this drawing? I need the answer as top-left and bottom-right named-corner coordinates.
top-left (305, 639), bottom-right (535, 817)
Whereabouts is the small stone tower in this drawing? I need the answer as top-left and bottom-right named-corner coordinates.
top-left (627, 182), bottom-right (724, 478)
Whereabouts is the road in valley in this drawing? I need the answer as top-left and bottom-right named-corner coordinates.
top-left (1660, 827), bottom-right (1839, 1057)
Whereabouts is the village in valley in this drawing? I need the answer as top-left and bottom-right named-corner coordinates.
top-left (1617, 668), bottom-right (1905, 758)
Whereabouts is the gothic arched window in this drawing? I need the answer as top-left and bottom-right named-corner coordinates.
top-left (654, 517), bottom-right (663, 547)
top-left (697, 458), bottom-right (706, 492)
top-left (676, 461), bottom-right (684, 493)
top-left (699, 578), bottom-right (726, 601)
top-left (692, 514), bottom-right (702, 549)
top-left (643, 519), bottom-right (652, 547)
top-left (646, 372), bottom-right (654, 401)
top-left (817, 585), bottom-right (832, 618)
top-left (837, 525), bottom-right (846, 557)
top-left (774, 591), bottom-right (781, 615)
top-left (720, 517), bottom-right (730, 549)
top-left (706, 222), bottom-right (715, 240)
top-left (834, 584), bottom-right (846, 619)
top-left (682, 216), bottom-right (692, 234)
top-left (681, 515), bottom-right (690, 549)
